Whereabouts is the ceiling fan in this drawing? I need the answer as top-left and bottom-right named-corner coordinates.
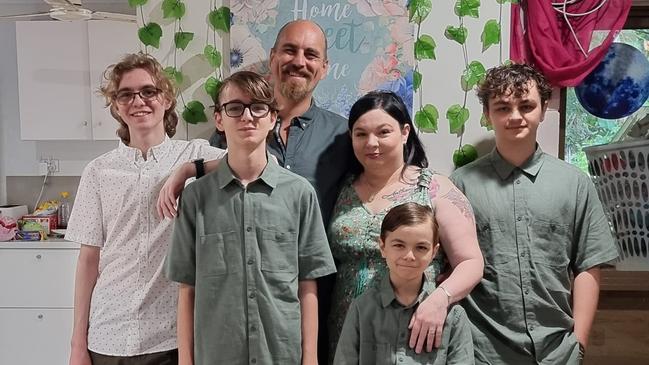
top-left (0, 0), bottom-right (136, 23)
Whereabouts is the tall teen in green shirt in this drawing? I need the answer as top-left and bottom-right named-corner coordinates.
top-left (450, 64), bottom-right (618, 364)
top-left (165, 71), bottom-right (336, 365)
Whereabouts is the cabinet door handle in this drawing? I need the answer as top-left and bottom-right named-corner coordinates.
top-left (37, 314), bottom-right (43, 319)
top-left (83, 121), bottom-right (88, 126)
top-left (36, 254), bottom-right (42, 259)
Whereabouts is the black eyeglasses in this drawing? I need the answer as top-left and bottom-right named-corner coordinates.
top-left (114, 87), bottom-right (162, 105)
top-left (220, 102), bottom-right (271, 118)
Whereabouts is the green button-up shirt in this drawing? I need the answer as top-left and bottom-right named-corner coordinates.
top-left (450, 147), bottom-right (618, 365)
top-left (210, 101), bottom-right (351, 226)
top-left (334, 274), bottom-right (474, 365)
top-left (165, 155), bottom-right (337, 365)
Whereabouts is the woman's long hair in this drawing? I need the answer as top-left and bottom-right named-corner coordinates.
top-left (347, 91), bottom-right (428, 176)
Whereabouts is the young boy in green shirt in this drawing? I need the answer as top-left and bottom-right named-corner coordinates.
top-left (165, 71), bottom-right (336, 365)
top-left (334, 202), bottom-right (474, 365)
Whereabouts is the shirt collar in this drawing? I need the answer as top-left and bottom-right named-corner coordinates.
top-left (379, 272), bottom-right (435, 309)
top-left (280, 99), bottom-right (318, 129)
top-left (117, 135), bottom-right (171, 163)
top-left (489, 144), bottom-right (545, 180)
top-left (216, 152), bottom-right (279, 190)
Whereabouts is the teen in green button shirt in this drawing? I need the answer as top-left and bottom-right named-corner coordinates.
top-left (334, 202), bottom-right (474, 365)
top-left (165, 71), bottom-right (336, 365)
top-left (450, 64), bottom-right (618, 364)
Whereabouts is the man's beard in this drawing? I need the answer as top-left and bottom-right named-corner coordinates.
top-left (279, 78), bottom-right (312, 101)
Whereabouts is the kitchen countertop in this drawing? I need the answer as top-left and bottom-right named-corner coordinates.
top-left (0, 238), bottom-right (79, 249)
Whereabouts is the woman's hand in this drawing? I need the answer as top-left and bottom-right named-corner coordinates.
top-left (157, 162), bottom-right (194, 219)
top-left (408, 288), bottom-right (449, 353)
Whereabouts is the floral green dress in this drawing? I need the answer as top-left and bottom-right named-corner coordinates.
top-left (327, 168), bottom-right (444, 357)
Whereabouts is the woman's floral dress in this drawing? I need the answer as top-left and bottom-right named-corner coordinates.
top-left (327, 168), bottom-right (444, 357)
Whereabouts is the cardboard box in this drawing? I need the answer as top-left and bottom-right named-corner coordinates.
top-left (21, 214), bottom-right (58, 234)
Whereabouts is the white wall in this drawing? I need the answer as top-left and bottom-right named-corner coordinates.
top-left (1, 3), bottom-right (562, 204)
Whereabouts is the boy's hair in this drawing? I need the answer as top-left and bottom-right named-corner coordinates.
top-left (215, 70), bottom-right (278, 112)
top-left (380, 202), bottom-right (438, 245)
top-left (477, 63), bottom-right (552, 109)
top-left (99, 52), bottom-right (178, 145)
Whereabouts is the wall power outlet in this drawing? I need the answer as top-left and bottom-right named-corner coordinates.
top-left (38, 158), bottom-right (59, 175)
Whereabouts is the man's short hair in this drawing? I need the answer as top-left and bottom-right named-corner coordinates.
top-left (477, 63), bottom-right (552, 109)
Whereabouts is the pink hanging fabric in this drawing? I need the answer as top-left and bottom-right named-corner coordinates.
top-left (510, 0), bottom-right (632, 87)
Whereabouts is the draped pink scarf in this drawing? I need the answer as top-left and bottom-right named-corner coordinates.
top-left (510, 0), bottom-right (632, 87)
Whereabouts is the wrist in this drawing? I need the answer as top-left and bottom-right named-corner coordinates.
top-left (437, 285), bottom-right (452, 306)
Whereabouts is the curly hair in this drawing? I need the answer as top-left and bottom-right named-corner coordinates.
top-left (477, 63), bottom-right (552, 110)
top-left (99, 53), bottom-right (178, 145)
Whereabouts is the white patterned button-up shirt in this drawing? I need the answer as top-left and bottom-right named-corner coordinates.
top-left (66, 137), bottom-right (226, 356)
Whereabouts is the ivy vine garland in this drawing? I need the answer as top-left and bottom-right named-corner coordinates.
top-left (409, 0), bottom-right (516, 167)
top-left (128, 0), bottom-right (230, 127)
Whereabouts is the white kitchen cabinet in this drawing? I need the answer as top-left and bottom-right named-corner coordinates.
top-left (16, 21), bottom-right (138, 141)
top-left (88, 21), bottom-right (140, 140)
top-left (0, 242), bottom-right (79, 365)
top-left (16, 21), bottom-right (92, 140)
top-left (0, 308), bottom-right (73, 365)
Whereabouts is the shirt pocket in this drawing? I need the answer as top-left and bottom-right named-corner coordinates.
top-left (259, 228), bottom-right (298, 276)
top-left (359, 342), bottom-right (391, 365)
top-left (530, 219), bottom-right (571, 266)
top-left (476, 219), bottom-right (516, 265)
top-left (198, 231), bottom-right (237, 277)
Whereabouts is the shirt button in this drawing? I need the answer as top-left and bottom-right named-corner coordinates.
top-left (249, 292), bottom-right (255, 299)
top-left (529, 325), bottom-right (534, 331)
top-left (286, 164), bottom-right (291, 169)
top-left (250, 325), bottom-right (256, 331)
top-left (516, 180), bottom-right (521, 184)
top-left (247, 258), bottom-right (254, 265)
top-left (525, 289), bottom-right (530, 295)
top-left (517, 216), bottom-right (522, 221)
top-left (246, 227), bottom-right (252, 232)
top-left (521, 252), bottom-right (526, 257)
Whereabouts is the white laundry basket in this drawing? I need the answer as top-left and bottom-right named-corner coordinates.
top-left (584, 139), bottom-right (649, 271)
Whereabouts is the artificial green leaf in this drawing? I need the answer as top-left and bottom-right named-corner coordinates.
top-left (446, 104), bottom-right (470, 134)
top-left (138, 23), bottom-right (162, 48)
top-left (204, 45), bottom-right (222, 68)
top-left (444, 25), bottom-right (468, 45)
top-left (182, 101), bottom-right (208, 124)
top-left (460, 60), bottom-right (486, 91)
top-left (413, 70), bottom-right (422, 92)
top-left (408, 0), bottom-right (432, 24)
top-left (414, 35), bottom-right (436, 61)
top-left (454, 0), bottom-right (480, 18)
top-left (480, 113), bottom-right (492, 131)
top-left (164, 66), bottom-right (183, 85)
top-left (481, 19), bottom-right (501, 52)
top-left (415, 104), bottom-right (439, 133)
top-left (452, 144), bottom-right (478, 168)
top-left (162, 0), bottom-right (185, 19)
top-left (209, 7), bottom-right (231, 33)
top-left (174, 31), bottom-right (194, 50)
top-left (204, 76), bottom-right (222, 102)
top-left (128, 0), bottom-right (147, 7)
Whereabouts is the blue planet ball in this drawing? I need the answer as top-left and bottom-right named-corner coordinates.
top-left (575, 42), bottom-right (649, 119)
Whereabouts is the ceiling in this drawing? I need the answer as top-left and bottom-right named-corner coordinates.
top-left (0, 0), bottom-right (134, 17)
